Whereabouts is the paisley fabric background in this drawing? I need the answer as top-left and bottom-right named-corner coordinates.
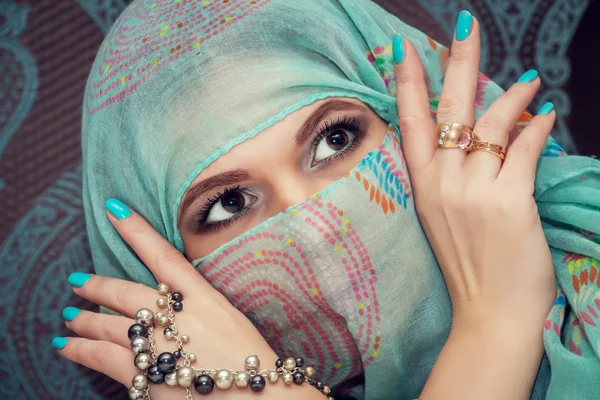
top-left (0, 0), bottom-right (596, 398)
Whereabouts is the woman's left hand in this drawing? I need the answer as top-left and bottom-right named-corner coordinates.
top-left (54, 200), bottom-right (323, 399)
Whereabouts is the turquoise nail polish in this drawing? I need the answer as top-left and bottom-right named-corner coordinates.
top-left (455, 10), bottom-right (473, 41)
top-left (392, 34), bottom-right (405, 63)
top-left (517, 69), bottom-right (539, 83)
top-left (106, 198), bottom-right (131, 220)
top-left (52, 337), bottom-right (68, 349)
top-left (62, 307), bottom-right (82, 321)
top-left (68, 272), bottom-right (91, 287)
top-left (537, 102), bottom-right (554, 115)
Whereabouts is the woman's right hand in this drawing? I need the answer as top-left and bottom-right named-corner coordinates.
top-left (392, 12), bottom-right (556, 399)
top-left (55, 202), bottom-right (325, 400)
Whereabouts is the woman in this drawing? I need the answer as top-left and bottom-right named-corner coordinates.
top-left (54, 0), bottom-right (600, 399)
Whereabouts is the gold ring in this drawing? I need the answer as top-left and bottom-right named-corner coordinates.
top-left (471, 140), bottom-right (506, 160)
top-left (437, 122), bottom-right (506, 161)
top-left (436, 122), bottom-right (474, 149)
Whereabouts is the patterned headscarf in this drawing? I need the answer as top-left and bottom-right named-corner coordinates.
top-left (82, 0), bottom-right (600, 398)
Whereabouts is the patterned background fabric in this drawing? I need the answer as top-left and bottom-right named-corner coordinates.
top-left (0, 0), bottom-right (596, 398)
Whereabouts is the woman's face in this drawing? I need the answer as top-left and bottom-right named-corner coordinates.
top-left (177, 97), bottom-right (389, 259)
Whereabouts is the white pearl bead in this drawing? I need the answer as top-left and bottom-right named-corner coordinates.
top-left (132, 374), bottom-right (148, 390)
top-left (135, 308), bottom-right (154, 327)
top-left (157, 315), bottom-right (169, 326)
top-left (215, 370), bottom-right (234, 390)
top-left (156, 297), bottom-right (168, 308)
top-left (128, 386), bottom-right (144, 399)
top-left (176, 367), bottom-right (196, 388)
top-left (268, 370), bottom-right (279, 383)
top-left (181, 334), bottom-right (190, 343)
top-left (304, 366), bottom-right (315, 378)
top-left (157, 283), bottom-right (169, 295)
top-left (283, 372), bottom-right (293, 385)
top-left (284, 357), bottom-right (296, 371)
top-left (134, 353), bottom-right (152, 370)
top-left (164, 329), bottom-right (175, 340)
top-left (323, 385), bottom-right (331, 395)
top-left (130, 336), bottom-right (149, 354)
top-left (245, 355), bottom-right (260, 370)
top-left (188, 353), bottom-right (197, 362)
top-left (234, 371), bottom-right (250, 388)
top-left (165, 371), bottom-right (178, 387)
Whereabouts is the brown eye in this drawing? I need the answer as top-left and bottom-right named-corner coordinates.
top-left (313, 129), bottom-right (354, 164)
top-left (206, 189), bottom-right (257, 223)
top-left (221, 191), bottom-right (245, 213)
top-left (326, 130), bottom-right (350, 150)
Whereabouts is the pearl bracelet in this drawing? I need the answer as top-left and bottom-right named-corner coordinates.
top-left (126, 283), bottom-right (334, 399)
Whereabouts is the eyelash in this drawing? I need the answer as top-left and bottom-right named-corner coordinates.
top-left (195, 116), bottom-right (365, 233)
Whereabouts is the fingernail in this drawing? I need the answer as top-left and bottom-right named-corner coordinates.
top-left (106, 198), bottom-right (131, 220)
top-left (62, 307), bottom-right (82, 321)
top-left (455, 10), bottom-right (473, 41)
top-left (517, 69), bottom-right (539, 83)
top-left (537, 102), bottom-right (554, 115)
top-left (68, 272), bottom-right (91, 287)
top-left (52, 337), bottom-right (68, 349)
top-left (392, 34), bottom-right (405, 63)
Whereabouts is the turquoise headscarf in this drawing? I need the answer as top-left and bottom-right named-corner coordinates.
top-left (82, 0), bottom-right (600, 398)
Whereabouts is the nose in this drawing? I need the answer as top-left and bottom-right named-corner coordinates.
top-left (270, 171), bottom-right (326, 213)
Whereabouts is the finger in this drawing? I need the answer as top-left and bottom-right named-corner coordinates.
top-left (436, 11), bottom-right (481, 166)
top-left (64, 307), bottom-right (133, 348)
top-left (465, 70), bottom-right (541, 178)
top-left (70, 273), bottom-right (154, 317)
top-left (56, 337), bottom-right (136, 386)
top-left (393, 34), bottom-right (436, 171)
top-left (499, 102), bottom-right (556, 185)
top-left (105, 198), bottom-right (214, 294)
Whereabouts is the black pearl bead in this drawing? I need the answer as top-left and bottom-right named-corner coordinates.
top-left (275, 358), bottom-right (283, 368)
top-left (172, 292), bottom-right (184, 302)
top-left (173, 302), bottom-right (183, 312)
top-left (147, 364), bottom-right (165, 384)
top-left (127, 324), bottom-right (148, 340)
top-left (173, 350), bottom-right (182, 359)
top-left (194, 374), bottom-right (215, 395)
top-left (157, 352), bottom-right (176, 374)
top-left (293, 371), bottom-right (304, 385)
top-left (315, 381), bottom-right (323, 390)
top-left (250, 375), bottom-right (266, 392)
top-left (295, 357), bottom-right (305, 368)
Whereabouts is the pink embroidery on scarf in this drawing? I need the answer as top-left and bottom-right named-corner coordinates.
top-left (199, 197), bottom-right (382, 384)
top-left (87, 0), bottom-right (272, 114)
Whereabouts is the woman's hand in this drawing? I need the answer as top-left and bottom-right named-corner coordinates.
top-left (393, 11), bottom-right (556, 399)
top-left (54, 200), bottom-right (324, 399)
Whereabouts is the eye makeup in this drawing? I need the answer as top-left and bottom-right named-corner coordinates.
top-left (192, 114), bottom-right (368, 234)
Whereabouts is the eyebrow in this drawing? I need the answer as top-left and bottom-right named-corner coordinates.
top-left (178, 169), bottom-right (250, 223)
top-left (179, 99), bottom-right (368, 222)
